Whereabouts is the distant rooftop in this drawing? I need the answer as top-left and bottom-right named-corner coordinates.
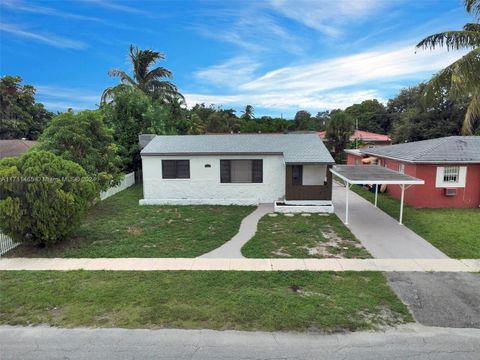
top-left (0, 139), bottom-right (37, 159)
top-left (361, 136), bottom-right (480, 163)
top-left (318, 130), bottom-right (391, 142)
top-left (141, 134), bottom-right (335, 164)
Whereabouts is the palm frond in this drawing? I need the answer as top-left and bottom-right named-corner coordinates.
top-left (423, 48), bottom-right (480, 102)
top-left (145, 67), bottom-right (173, 81)
top-left (465, 0), bottom-right (480, 17)
top-left (416, 30), bottom-right (480, 50)
top-left (129, 45), bottom-right (165, 83)
top-left (107, 69), bottom-right (136, 85)
top-left (463, 93), bottom-right (480, 134)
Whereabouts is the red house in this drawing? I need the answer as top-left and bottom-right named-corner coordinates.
top-left (345, 136), bottom-right (480, 208)
top-left (319, 130), bottom-right (391, 148)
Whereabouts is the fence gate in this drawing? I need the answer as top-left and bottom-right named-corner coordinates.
top-left (0, 233), bottom-right (19, 256)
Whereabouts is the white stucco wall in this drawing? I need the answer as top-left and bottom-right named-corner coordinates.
top-left (140, 155), bottom-right (286, 205)
top-left (302, 165), bottom-right (327, 185)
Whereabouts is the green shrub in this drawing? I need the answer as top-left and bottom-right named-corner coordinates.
top-left (38, 110), bottom-right (122, 192)
top-left (0, 151), bottom-right (97, 245)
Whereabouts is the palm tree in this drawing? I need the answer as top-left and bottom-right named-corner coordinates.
top-left (416, 0), bottom-right (480, 134)
top-left (101, 45), bottom-right (183, 104)
top-left (241, 105), bottom-right (255, 120)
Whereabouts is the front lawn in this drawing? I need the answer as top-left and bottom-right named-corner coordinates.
top-left (242, 213), bottom-right (371, 259)
top-left (8, 185), bottom-right (254, 258)
top-left (351, 185), bottom-right (480, 259)
top-left (0, 271), bottom-right (412, 332)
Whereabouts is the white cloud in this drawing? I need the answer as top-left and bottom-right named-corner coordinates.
top-left (184, 89), bottom-right (384, 111)
top-left (269, 0), bottom-right (389, 37)
top-left (35, 85), bottom-right (100, 111)
top-left (194, 57), bottom-right (261, 88)
top-left (0, 23), bottom-right (87, 49)
top-left (240, 44), bottom-right (464, 92)
top-left (185, 41), bottom-right (465, 113)
top-left (1, 0), bottom-right (102, 22)
top-left (194, 10), bottom-right (303, 54)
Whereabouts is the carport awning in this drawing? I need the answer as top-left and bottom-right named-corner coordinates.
top-left (331, 165), bottom-right (424, 185)
top-left (330, 165), bottom-right (424, 225)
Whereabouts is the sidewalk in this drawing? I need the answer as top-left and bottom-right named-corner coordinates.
top-left (333, 184), bottom-right (448, 259)
top-left (0, 258), bottom-right (478, 272)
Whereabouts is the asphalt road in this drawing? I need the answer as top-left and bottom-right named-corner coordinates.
top-left (1, 325), bottom-right (479, 360)
top-left (387, 272), bottom-right (480, 328)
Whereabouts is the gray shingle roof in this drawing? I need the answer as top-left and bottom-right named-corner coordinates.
top-left (0, 140), bottom-right (37, 159)
top-left (141, 134), bottom-right (334, 164)
top-left (361, 136), bottom-right (480, 163)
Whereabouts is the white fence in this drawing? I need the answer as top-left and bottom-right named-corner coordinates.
top-left (100, 172), bottom-right (135, 200)
top-left (0, 232), bottom-right (19, 256)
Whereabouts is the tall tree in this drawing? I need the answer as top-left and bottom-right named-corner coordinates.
top-left (0, 75), bottom-right (53, 140)
top-left (102, 87), bottom-right (171, 171)
top-left (293, 110), bottom-right (312, 130)
top-left (416, 0), bottom-right (480, 134)
top-left (388, 84), bottom-right (468, 143)
top-left (38, 110), bottom-right (123, 192)
top-left (101, 45), bottom-right (183, 104)
top-left (345, 99), bottom-right (390, 134)
top-left (241, 105), bottom-right (255, 120)
top-left (325, 112), bottom-right (354, 163)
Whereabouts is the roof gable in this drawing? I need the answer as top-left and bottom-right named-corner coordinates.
top-left (141, 134), bottom-right (335, 164)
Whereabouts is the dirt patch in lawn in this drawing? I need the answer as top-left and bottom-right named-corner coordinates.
top-left (301, 226), bottom-right (365, 258)
top-left (127, 225), bottom-right (143, 236)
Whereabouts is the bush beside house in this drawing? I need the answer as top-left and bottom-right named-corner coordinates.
top-left (0, 151), bottom-right (96, 245)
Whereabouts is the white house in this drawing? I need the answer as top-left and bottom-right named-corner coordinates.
top-left (139, 134), bottom-right (335, 212)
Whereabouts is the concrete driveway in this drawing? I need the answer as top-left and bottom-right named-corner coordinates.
top-left (333, 184), bottom-right (448, 259)
top-left (387, 272), bottom-right (480, 328)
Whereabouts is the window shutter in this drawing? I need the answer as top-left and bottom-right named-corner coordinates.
top-left (252, 160), bottom-right (263, 183)
top-left (220, 160), bottom-right (231, 183)
top-left (176, 160), bottom-right (190, 178)
top-left (162, 160), bottom-right (176, 179)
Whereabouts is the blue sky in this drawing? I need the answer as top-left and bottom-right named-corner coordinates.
top-left (0, 0), bottom-right (471, 117)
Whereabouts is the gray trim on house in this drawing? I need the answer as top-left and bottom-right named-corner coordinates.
top-left (360, 136), bottom-right (480, 164)
top-left (141, 134), bottom-right (335, 164)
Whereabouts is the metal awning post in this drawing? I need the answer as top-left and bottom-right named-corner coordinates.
top-left (399, 184), bottom-right (405, 225)
top-left (345, 182), bottom-right (350, 225)
top-left (374, 184), bottom-right (378, 207)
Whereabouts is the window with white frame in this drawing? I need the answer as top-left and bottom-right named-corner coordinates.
top-left (398, 163), bottom-right (405, 174)
top-left (435, 166), bottom-right (467, 188)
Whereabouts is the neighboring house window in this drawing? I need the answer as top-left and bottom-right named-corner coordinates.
top-left (220, 160), bottom-right (263, 183)
top-left (398, 163), bottom-right (405, 174)
top-left (435, 166), bottom-right (467, 188)
top-left (162, 160), bottom-right (190, 179)
top-left (443, 166), bottom-right (460, 183)
top-left (355, 159), bottom-right (360, 165)
top-left (292, 165), bottom-right (303, 185)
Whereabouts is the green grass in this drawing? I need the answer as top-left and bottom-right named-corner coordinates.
top-left (351, 185), bottom-right (480, 259)
top-left (8, 185), bottom-right (254, 258)
top-left (0, 271), bottom-right (412, 332)
top-left (242, 213), bottom-right (371, 259)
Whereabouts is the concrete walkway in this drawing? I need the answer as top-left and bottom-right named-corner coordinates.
top-left (0, 257), bottom-right (478, 272)
top-left (333, 184), bottom-right (448, 259)
top-left (200, 203), bottom-right (273, 258)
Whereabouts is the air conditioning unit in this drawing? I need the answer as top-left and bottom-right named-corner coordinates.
top-left (444, 188), bottom-right (457, 196)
